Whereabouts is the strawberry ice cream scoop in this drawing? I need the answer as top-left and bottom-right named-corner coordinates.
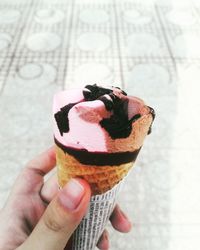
top-left (53, 84), bottom-right (155, 153)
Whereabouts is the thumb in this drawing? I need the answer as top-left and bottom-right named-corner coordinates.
top-left (18, 179), bottom-right (91, 250)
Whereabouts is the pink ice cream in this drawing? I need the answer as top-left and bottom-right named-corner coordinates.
top-left (53, 85), bottom-right (154, 153)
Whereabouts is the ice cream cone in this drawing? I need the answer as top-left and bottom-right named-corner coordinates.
top-left (53, 85), bottom-right (155, 250)
top-left (71, 181), bottom-right (124, 250)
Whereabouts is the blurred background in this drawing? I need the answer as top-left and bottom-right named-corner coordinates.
top-left (0, 0), bottom-right (200, 249)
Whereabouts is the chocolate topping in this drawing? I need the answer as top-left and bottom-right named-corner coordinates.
top-left (54, 84), bottom-right (154, 138)
top-left (54, 102), bottom-right (78, 135)
top-left (83, 84), bottom-right (114, 101)
top-left (55, 138), bottom-right (141, 166)
top-left (147, 106), bottom-right (156, 134)
top-left (98, 96), bottom-right (114, 111)
top-left (100, 113), bottom-right (141, 139)
top-left (84, 84), bottom-right (136, 139)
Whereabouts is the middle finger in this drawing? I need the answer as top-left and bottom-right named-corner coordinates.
top-left (40, 174), bottom-right (59, 203)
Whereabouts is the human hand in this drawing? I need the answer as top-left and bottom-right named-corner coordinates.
top-left (0, 147), bottom-right (132, 250)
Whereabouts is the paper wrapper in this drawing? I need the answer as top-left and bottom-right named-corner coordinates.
top-left (71, 180), bottom-right (124, 250)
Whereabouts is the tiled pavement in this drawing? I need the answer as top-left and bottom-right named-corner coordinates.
top-left (0, 0), bottom-right (200, 249)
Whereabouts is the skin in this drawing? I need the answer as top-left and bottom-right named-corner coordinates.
top-left (0, 147), bottom-right (132, 250)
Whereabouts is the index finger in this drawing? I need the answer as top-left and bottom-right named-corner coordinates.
top-left (26, 146), bottom-right (56, 176)
top-left (12, 146), bottom-right (56, 195)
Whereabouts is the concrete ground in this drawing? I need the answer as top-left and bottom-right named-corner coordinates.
top-left (0, 0), bottom-right (200, 249)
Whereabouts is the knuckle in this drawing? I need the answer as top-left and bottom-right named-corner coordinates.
top-left (26, 158), bottom-right (37, 169)
top-left (43, 214), bottom-right (63, 232)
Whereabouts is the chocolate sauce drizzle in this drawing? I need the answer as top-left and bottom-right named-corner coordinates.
top-left (147, 106), bottom-right (156, 134)
top-left (55, 138), bottom-right (141, 166)
top-left (54, 102), bottom-right (79, 135)
top-left (54, 84), bottom-right (154, 138)
top-left (83, 85), bottom-right (137, 139)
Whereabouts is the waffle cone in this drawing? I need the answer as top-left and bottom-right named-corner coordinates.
top-left (56, 145), bottom-right (133, 195)
top-left (55, 113), bottom-right (153, 195)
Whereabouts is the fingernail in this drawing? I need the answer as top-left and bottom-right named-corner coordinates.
top-left (103, 230), bottom-right (109, 242)
top-left (59, 179), bottom-right (85, 211)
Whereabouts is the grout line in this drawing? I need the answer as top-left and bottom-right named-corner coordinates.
top-left (61, 0), bottom-right (76, 90)
top-left (1, 56), bottom-right (200, 60)
top-left (190, 1), bottom-right (200, 27)
top-left (112, 0), bottom-right (125, 88)
top-left (154, 4), bottom-right (178, 73)
top-left (0, 0), bottom-right (37, 95)
top-left (53, 5), bottom-right (72, 87)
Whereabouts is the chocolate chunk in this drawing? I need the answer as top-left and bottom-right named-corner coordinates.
top-left (131, 113), bottom-right (141, 122)
top-left (97, 96), bottom-right (114, 111)
top-left (83, 84), bottom-right (112, 101)
top-left (100, 116), bottom-right (132, 139)
top-left (100, 113), bottom-right (141, 139)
